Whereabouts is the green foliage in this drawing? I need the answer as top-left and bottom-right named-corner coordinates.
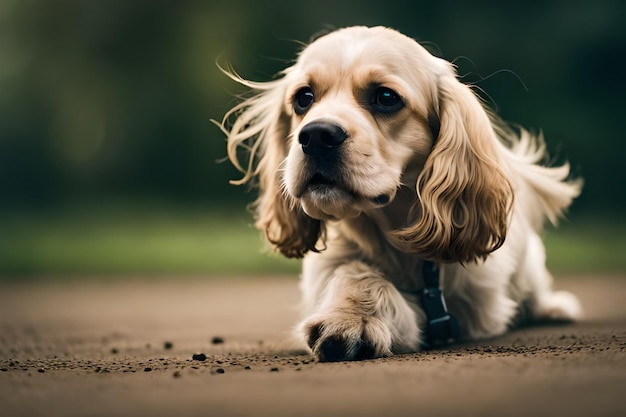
top-left (0, 205), bottom-right (300, 278)
top-left (545, 218), bottom-right (626, 274)
top-left (0, 207), bottom-right (623, 278)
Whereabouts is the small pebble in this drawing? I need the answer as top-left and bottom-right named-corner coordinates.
top-left (144, 367), bottom-right (152, 372)
top-left (164, 341), bottom-right (174, 350)
top-left (110, 348), bottom-right (119, 354)
top-left (192, 353), bottom-right (207, 361)
top-left (37, 368), bottom-right (45, 373)
top-left (211, 336), bottom-right (224, 345)
top-left (213, 367), bottom-right (225, 374)
top-left (270, 367), bottom-right (279, 372)
top-left (173, 371), bottom-right (181, 378)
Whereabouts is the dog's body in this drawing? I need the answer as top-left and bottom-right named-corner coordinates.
top-left (220, 26), bottom-right (582, 361)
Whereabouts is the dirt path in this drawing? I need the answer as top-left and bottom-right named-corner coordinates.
top-left (1, 275), bottom-right (625, 417)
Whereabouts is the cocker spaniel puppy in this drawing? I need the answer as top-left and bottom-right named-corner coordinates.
top-left (218, 26), bottom-right (582, 361)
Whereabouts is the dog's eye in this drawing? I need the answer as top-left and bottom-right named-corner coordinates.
top-left (294, 87), bottom-right (315, 115)
top-left (372, 87), bottom-right (403, 113)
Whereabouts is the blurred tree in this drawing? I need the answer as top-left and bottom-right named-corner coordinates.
top-left (0, 0), bottom-right (623, 215)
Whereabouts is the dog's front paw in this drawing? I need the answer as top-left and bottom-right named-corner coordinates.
top-left (301, 314), bottom-right (393, 362)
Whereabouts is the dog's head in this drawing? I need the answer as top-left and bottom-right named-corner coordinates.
top-left (220, 26), bottom-right (512, 262)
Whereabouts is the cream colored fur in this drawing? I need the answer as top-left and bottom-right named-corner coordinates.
top-left (219, 26), bottom-right (582, 361)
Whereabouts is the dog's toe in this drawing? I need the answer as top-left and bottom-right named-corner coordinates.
top-left (306, 323), bottom-right (322, 349)
top-left (316, 336), bottom-right (352, 362)
top-left (314, 335), bottom-right (379, 362)
top-left (353, 340), bottom-right (377, 361)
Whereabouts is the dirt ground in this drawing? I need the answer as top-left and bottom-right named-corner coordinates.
top-left (1, 275), bottom-right (625, 417)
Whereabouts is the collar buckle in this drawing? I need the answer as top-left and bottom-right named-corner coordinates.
top-left (420, 261), bottom-right (460, 349)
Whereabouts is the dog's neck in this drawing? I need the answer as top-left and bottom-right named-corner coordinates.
top-left (381, 185), bottom-right (421, 231)
top-left (325, 159), bottom-right (426, 285)
top-left (332, 192), bottom-right (422, 286)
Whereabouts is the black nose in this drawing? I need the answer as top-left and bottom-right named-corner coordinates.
top-left (298, 122), bottom-right (348, 156)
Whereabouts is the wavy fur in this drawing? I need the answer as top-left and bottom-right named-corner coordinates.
top-left (219, 26), bottom-right (582, 361)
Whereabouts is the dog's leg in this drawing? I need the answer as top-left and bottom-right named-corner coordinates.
top-left (298, 260), bottom-right (420, 362)
top-left (522, 233), bottom-right (582, 322)
top-left (444, 262), bottom-right (519, 339)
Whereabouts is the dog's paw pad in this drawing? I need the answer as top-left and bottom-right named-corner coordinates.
top-left (315, 336), bottom-right (378, 362)
top-left (302, 316), bottom-right (391, 362)
top-left (353, 340), bottom-right (377, 361)
top-left (317, 336), bottom-right (352, 362)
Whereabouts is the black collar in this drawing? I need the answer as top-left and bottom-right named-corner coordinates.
top-left (400, 260), bottom-right (460, 349)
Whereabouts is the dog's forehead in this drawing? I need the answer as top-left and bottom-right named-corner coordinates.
top-left (294, 26), bottom-right (445, 78)
top-left (298, 27), bottom-right (414, 67)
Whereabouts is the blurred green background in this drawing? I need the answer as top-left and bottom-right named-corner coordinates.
top-left (1, 0), bottom-right (624, 278)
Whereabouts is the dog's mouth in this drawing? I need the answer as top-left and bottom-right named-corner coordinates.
top-left (296, 172), bottom-right (392, 220)
top-left (301, 172), bottom-right (359, 200)
top-left (306, 173), bottom-right (339, 191)
top-left (305, 173), bottom-right (391, 205)
top-left (298, 173), bottom-right (357, 220)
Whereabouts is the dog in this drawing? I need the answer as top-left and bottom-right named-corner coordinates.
top-left (218, 26), bottom-right (582, 362)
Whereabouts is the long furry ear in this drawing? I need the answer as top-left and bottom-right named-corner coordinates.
top-left (393, 74), bottom-right (513, 263)
top-left (217, 67), bottom-right (322, 258)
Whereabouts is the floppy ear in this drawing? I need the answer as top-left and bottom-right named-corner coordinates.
top-left (393, 74), bottom-right (513, 263)
top-left (219, 70), bottom-right (322, 258)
